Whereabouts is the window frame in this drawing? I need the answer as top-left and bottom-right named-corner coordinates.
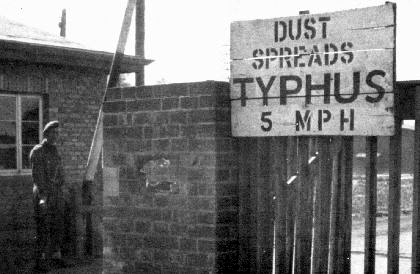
top-left (0, 93), bottom-right (43, 176)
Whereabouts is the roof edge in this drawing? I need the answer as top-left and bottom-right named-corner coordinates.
top-left (0, 39), bottom-right (153, 73)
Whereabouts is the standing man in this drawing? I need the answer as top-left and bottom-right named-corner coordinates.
top-left (30, 121), bottom-right (66, 271)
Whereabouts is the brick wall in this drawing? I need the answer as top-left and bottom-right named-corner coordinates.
top-left (102, 81), bottom-right (239, 273)
top-left (0, 61), bottom-right (106, 270)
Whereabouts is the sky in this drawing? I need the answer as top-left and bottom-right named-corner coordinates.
top-left (0, 0), bottom-right (418, 85)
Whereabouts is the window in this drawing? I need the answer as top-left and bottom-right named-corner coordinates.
top-left (0, 94), bottom-right (43, 174)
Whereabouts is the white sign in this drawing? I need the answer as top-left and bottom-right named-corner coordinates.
top-left (230, 4), bottom-right (395, 136)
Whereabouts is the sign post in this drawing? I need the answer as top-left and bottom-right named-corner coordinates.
top-left (230, 3), bottom-right (396, 136)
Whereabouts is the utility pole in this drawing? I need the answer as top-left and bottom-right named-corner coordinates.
top-left (135, 0), bottom-right (145, 86)
top-left (59, 9), bottom-right (66, 37)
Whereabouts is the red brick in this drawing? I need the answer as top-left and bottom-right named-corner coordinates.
top-left (143, 236), bottom-right (178, 249)
top-left (198, 240), bottom-right (215, 252)
top-left (127, 99), bottom-right (161, 112)
top-left (133, 113), bottom-right (151, 125)
top-left (199, 96), bottom-right (216, 108)
top-left (180, 238), bottom-right (197, 252)
top-left (189, 81), bottom-right (218, 95)
top-left (170, 111), bottom-right (187, 124)
top-left (152, 139), bottom-right (170, 151)
top-left (135, 221), bottom-right (151, 234)
top-left (180, 97), bottom-right (198, 109)
top-left (188, 183), bottom-right (199, 196)
top-left (171, 139), bottom-right (188, 151)
top-left (188, 225), bottom-right (215, 238)
top-left (197, 212), bottom-right (215, 225)
top-left (144, 126), bottom-right (154, 139)
top-left (104, 127), bottom-right (126, 140)
top-left (107, 88), bottom-right (122, 100)
top-left (198, 184), bottom-right (216, 196)
top-left (122, 88), bottom-right (136, 99)
top-left (189, 109), bottom-right (215, 123)
top-left (162, 97), bottom-right (179, 110)
top-left (158, 83), bottom-right (188, 97)
top-left (154, 195), bottom-right (169, 208)
top-left (196, 124), bottom-right (216, 137)
top-left (103, 218), bottom-right (119, 232)
top-left (153, 249), bottom-right (170, 264)
top-left (135, 86), bottom-right (154, 99)
top-left (125, 127), bottom-right (143, 139)
top-left (133, 262), bottom-right (161, 274)
top-left (180, 125), bottom-right (196, 137)
top-left (103, 101), bottom-right (126, 113)
top-left (159, 125), bottom-right (179, 138)
top-left (153, 222), bottom-right (169, 234)
top-left (103, 114), bottom-right (118, 127)
top-left (187, 197), bottom-right (216, 211)
top-left (189, 139), bottom-right (216, 151)
top-left (120, 218), bottom-right (134, 232)
top-left (154, 112), bottom-right (170, 124)
top-left (186, 253), bottom-right (209, 267)
top-left (170, 223), bottom-right (188, 235)
top-left (172, 211), bottom-right (197, 224)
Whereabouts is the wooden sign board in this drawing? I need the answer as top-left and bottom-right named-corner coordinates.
top-left (230, 3), bottom-right (396, 136)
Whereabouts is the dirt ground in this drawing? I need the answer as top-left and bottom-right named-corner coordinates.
top-left (351, 214), bottom-right (412, 273)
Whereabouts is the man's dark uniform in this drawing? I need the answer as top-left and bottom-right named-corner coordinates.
top-left (30, 121), bottom-right (65, 263)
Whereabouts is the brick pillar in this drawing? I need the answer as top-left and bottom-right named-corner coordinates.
top-left (101, 81), bottom-right (238, 273)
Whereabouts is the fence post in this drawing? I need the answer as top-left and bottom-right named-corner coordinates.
top-left (365, 136), bottom-right (377, 274)
top-left (312, 137), bottom-right (332, 273)
top-left (286, 137), bottom-right (297, 274)
top-left (388, 117), bottom-right (402, 274)
top-left (412, 86), bottom-right (420, 273)
top-left (249, 138), bottom-right (259, 273)
top-left (329, 137), bottom-right (343, 274)
top-left (340, 137), bottom-right (353, 274)
top-left (294, 137), bottom-right (313, 274)
top-left (257, 138), bottom-right (274, 273)
top-left (274, 137), bottom-right (288, 273)
top-left (238, 138), bottom-right (251, 273)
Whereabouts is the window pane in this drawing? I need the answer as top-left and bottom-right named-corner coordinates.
top-left (21, 97), bottom-right (39, 121)
top-left (22, 145), bottom-right (33, 169)
top-left (0, 96), bottom-right (16, 121)
top-left (0, 146), bottom-right (16, 169)
top-left (0, 121), bottom-right (16, 144)
top-left (22, 121), bottom-right (39, 145)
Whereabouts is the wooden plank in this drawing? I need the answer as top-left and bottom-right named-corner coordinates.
top-left (339, 137), bottom-right (353, 274)
top-left (274, 137), bottom-right (288, 273)
top-left (412, 86), bottom-right (420, 273)
top-left (286, 137), bottom-right (297, 274)
top-left (294, 137), bottom-right (313, 274)
top-left (135, 0), bottom-right (145, 86)
top-left (249, 138), bottom-right (259, 273)
top-left (231, 93), bottom-right (394, 136)
top-left (257, 137), bottom-right (274, 273)
top-left (231, 4), bottom-right (395, 60)
top-left (230, 49), bottom-right (393, 83)
top-left (312, 137), bottom-right (332, 273)
top-left (388, 118), bottom-right (401, 274)
top-left (388, 4), bottom-right (399, 272)
top-left (84, 0), bottom-right (137, 182)
top-left (364, 136), bottom-right (377, 274)
top-left (238, 138), bottom-right (251, 273)
top-left (328, 137), bottom-right (343, 274)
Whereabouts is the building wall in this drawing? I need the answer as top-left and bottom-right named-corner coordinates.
top-left (102, 81), bottom-right (239, 273)
top-left (0, 61), bottom-right (106, 271)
